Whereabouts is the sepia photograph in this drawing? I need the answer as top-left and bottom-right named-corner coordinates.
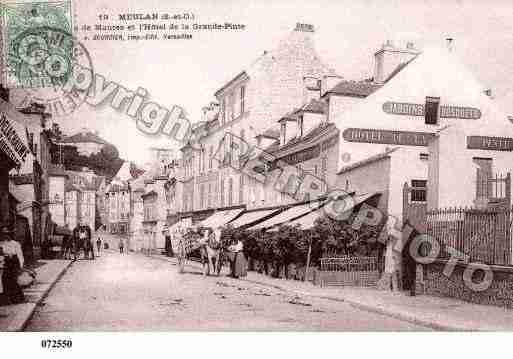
top-left (1, 0), bottom-right (513, 354)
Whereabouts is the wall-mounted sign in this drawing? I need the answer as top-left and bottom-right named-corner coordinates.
top-left (343, 128), bottom-right (435, 147)
top-left (382, 102), bottom-right (481, 120)
top-left (0, 113), bottom-right (29, 168)
top-left (467, 136), bottom-right (513, 151)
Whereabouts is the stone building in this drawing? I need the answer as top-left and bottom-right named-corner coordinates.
top-left (177, 23), bottom-right (337, 225)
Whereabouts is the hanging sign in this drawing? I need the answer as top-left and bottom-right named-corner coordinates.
top-left (467, 136), bottom-right (513, 151)
top-left (382, 102), bottom-right (481, 119)
top-left (343, 128), bottom-right (435, 146)
top-left (0, 113), bottom-right (30, 167)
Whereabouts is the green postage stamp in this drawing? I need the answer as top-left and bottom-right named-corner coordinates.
top-left (1, 1), bottom-right (73, 89)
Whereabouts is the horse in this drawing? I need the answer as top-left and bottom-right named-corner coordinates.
top-left (71, 225), bottom-right (95, 260)
top-left (201, 228), bottom-right (224, 276)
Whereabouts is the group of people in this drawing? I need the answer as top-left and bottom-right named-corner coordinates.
top-left (173, 225), bottom-right (247, 279)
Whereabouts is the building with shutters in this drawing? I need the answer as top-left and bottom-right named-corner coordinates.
top-left (174, 23), bottom-right (337, 228)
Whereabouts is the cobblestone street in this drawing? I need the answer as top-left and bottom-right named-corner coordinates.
top-left (25, 251), bottom-right (429, 331)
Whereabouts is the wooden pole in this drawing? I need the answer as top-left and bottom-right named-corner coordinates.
top-left (304, 233), bottom-right (312, 282)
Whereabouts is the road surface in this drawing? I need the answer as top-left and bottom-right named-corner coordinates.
top-left (25, 250), bottom-right (430, 331)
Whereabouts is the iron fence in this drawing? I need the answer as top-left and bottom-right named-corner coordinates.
top-left (426, 207), bottom-right (512, 266)
top-left (318, 255), bottom-right (379, 287)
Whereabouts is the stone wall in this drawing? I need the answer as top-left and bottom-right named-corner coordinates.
top-left (423, 261), bottom-right (513, 309)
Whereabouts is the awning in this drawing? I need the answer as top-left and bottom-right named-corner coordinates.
top-left (199, 208), bottom-right (244, 228)
top-left (248, 200), bottom-right (327, 231)
top-left (228, 208), bottom-right (282, 228)
top-left (267, 192), bottom-right (381, 232)
top-left (268, 207), bottom-right (323, 231)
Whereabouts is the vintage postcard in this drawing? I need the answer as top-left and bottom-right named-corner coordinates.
top-left (1, 0), bottom-right (513, 353)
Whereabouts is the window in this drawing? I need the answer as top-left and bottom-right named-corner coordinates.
top-left (321, 157), bottom-right (327, 179)
top-left (220, 179), bottom-right (225, 207)
top-left (411, 179), bottom-right (427, 202)
top-left (314, 165), bottom-right (318, 176)
top-left (474, 157), bottom-right (493, 198)
top-left (208, 183), bottom-right (212, 208)
top-left (209, 146), bottom-right (213, 169)
top-left (200, 184), bottom-right (205, 209)
top-left (425, 96), bottom-right (440, 125)
top-left (239, 175), bottom-right (244, 204)
top-left (420, 153), bottom-right (429, 161)
top-left (240, 86), bottom-right (245, 115)
top-left (228, 178), bottom-right (233, 206)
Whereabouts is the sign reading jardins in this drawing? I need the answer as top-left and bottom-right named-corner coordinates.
top-left (382, 101), bottom-right (481, 120)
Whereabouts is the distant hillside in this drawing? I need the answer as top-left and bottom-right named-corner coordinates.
top-left (46, 124), bottom-right (124, 181)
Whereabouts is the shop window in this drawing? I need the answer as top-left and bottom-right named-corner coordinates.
top-left (411, 179), bottom-right (427, 202)
top-left (425, 96), bottom-right (440, 125)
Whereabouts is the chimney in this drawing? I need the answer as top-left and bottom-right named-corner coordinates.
top-left (294, 23), bottom-right (315, 33)
top-left (374, 40), bottom-right (419, 83)
top-left (446, 37), bottom-right (454, 52)
top-left (320, 75), bottom-right (344, 97)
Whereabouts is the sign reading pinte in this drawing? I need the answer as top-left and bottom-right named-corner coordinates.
top-left (343, 128), bottom-right (434, 146)
top-left (467, 136), bottom-right (513, 151)
top-left (383, 102), bottom-right (481, 119)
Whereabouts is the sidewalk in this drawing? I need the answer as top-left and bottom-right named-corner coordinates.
top-left (0, 259), bottom-right (71, 332)
top-left (150, 253), bottom-right (513, 331)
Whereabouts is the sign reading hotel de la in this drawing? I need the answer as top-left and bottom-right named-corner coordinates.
top-left (343, 128), bottom-right (434, 146)
top-left (382, 101), bottom-right (481, 120)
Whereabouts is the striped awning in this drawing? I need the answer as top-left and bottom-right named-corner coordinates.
top-left (228, 208), bottom-right (282, 228)
top-left (199, 208), bottom-right (244, 228)
top-left (247, 200), bottom-right (327, 231)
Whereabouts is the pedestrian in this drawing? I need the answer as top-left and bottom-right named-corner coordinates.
top-left (227, 238), bottom-right (247, 279)
top-left (119, 238), bottom-right (124, 254)
top-left (0, 226), bottom-right (25, 306)
top-left (96, 237), bottom-right (102, 256)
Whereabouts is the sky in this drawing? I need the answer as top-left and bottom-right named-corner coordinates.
top-left (25, 0), bottom-right (513, 164)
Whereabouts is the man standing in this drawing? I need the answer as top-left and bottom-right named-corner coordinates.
top-left (119, 237), bottom-right (124, 254)
top-left (96, 237), bottom-right (102, 256)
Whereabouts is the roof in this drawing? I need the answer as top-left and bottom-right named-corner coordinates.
top-left (214, 71), bottom-right (249, 98)
top-left (273, 121), bottom-right (336, 154)
top-left (324, 80), bottom-right (382, 98)
top-left (301, 98), bottom-right (326, 114)
top-left (257, 127), bottom-right (280, 140)
top-left (60, 131), bottom-right (107, 145)
top-left (280, 99), bottom-right (327, 123)
top-left (337, 148), bottom-right (398, 175)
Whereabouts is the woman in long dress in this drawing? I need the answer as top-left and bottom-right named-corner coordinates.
top-left (227, 239), bottom-right (247, 278)
top-left (0, 226), bottom-right (25, 305)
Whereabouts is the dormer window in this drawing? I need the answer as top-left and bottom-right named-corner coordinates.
top-left (280, 122), bottom-right (286, 145)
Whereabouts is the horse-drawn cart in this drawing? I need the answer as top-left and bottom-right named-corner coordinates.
top-left (176, 234), bottom-right (204, 273)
